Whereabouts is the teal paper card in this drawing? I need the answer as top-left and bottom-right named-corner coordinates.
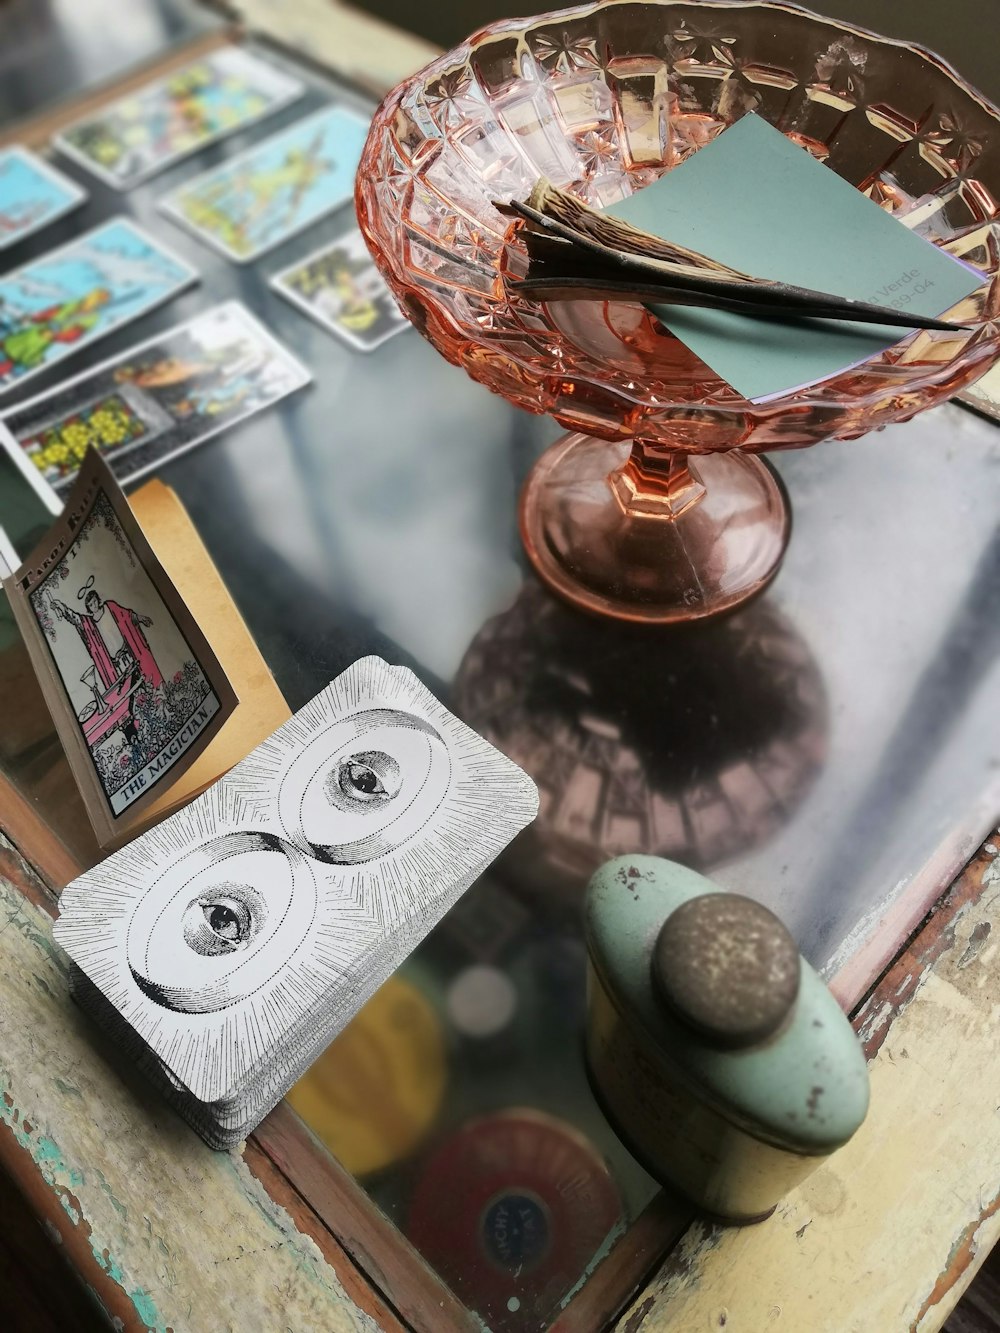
top-left (608, 114), bottom-right (984, 402)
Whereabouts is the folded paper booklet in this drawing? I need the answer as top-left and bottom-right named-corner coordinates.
top-left (605, 114), bottom-right (987, 402)
top-left (54, 656), bottom-right (539, 1147)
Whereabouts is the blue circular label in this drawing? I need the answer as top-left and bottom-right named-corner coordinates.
top-left (480, 1192), bottom-right (550, 1272)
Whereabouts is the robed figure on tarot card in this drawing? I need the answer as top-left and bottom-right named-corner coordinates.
top-left (53, 578), bottom-right (163, 740)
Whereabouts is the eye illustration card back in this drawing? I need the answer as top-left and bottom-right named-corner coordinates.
top-left (0, 218), bottom-right (198, 396)
top-left (1, 301), bottom-right (311, 497)
top-left (4, 448), bottom-right (238, 843)
top-left (53, 47), bottom-right (304, 190)
top-left (54, 656), bottom-right (539, 1108)
top-left (0, 146), bottom-right (87, 250)
top-left (159, 104), bottom-right (370, 262)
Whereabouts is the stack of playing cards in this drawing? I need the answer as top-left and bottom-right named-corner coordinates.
top-left (54, 656), bottom-right (538, 1148)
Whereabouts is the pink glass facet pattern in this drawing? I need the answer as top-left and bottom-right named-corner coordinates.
top-left (357, 1), bottom-right (1000, 623)
top-left (357, 0), bottom-right (1000, 451)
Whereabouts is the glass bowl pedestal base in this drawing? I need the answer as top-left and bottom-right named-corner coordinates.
top-left (520, 434), bottom-right (790, 624)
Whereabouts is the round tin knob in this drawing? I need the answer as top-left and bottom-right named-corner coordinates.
top-left (651, 893), bottom-right (800, 1048)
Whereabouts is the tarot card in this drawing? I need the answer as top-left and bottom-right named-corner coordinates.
top-left (159, 104), bottom-right (370, 262)
top-left (54, 656), bottom-right (538, 1143)
top-left (2, 302), bottom-right (311, 495)
top-left (0, 147), bottom-right (87, 250)
top-left (53, 47), bottom-right (304, 191)
top-left (271, 225), bottom-right (408, 352)
top-left (0, 218), bottom-right (197, 397)
top-left (4, 449), bottom-right (237, 844)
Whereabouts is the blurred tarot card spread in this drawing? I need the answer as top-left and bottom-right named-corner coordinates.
top-left (53, 47), bottom-right (304, 190)
top-left (54, 656), bottom-right (539, 1147)
top-left (159, 104), bottom-right (370, 262)
top-left (3, 448), bottom-right (237, 844)
top-left (0, 146), bottom-right (87, 250)
top-left (0, 218), bottom-right (197, 396)
top-left (2, 301), bottom-right (311, 497)
top-left (271, 224), bottom-right (408, 352)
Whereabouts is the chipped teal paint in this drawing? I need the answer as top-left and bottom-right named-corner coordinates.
top-left (0, 870), bottom-right (379, 1333)
top-left (128, 1286), bottom-right (165, 1330)
top-left (0, 1078), bottom-right (159, 1333)
top-left (33, 972), bottom-right (56, 1000)
top-left (0, 1100), bottom-right (86, 1193)
top-left (97, 1248), bottom-right (125, 1285)
top-left (35, 1134), bottom-right (85, 1187)
top-left (95, 1167), bottom-right (129, 1222)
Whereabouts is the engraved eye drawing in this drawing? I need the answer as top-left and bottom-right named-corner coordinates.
top-left (126, 831), bottom-right (318, 1014)
top-left (181, 887), bottom-right (262, 956)
top-left (280, 707), bottom-right (452, 864)
top-left (331, 751), bottom-right (400, 805)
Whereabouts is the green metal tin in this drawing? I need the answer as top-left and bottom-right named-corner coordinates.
top-left (584, 855), bottom-right (870, 1221)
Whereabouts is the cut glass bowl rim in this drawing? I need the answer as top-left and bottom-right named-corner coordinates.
top-left (357, 0), bottom-right (1000, 450)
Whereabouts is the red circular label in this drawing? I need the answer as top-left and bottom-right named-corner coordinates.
top-left (407, 1109), bottom-right (622, 1327)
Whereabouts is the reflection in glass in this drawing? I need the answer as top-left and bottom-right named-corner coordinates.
top-left (454, 581), bottom-right (828, 905)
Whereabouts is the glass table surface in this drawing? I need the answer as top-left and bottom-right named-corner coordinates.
top-left (2, 6), bottom-right (1000, 1329)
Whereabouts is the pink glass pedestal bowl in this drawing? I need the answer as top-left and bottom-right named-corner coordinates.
top-left (357, 0), bottom-right (1000, 624)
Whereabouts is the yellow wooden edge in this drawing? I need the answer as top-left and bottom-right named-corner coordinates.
top-left (616, 849), bottom-right (1000, 1333)
top-left (234, 0), bottom-right (439, 96)
top-left (120, 480), bottom-right (291, 842)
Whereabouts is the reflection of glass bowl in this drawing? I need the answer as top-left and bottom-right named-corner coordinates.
top-left (358, 0), bottom-right (1000, 623)
top-left (453, 581), bottom-right (827, 904)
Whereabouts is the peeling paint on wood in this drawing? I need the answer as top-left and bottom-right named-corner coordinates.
top-left (912, 1190), bottom-right (1000, 1330)
top-left (854, 839), bottom-right (1000, 1061)
top-left (0, 850), bottom-right (383, 1333)
top-left (615, 839), bottom-right (1000, 1333)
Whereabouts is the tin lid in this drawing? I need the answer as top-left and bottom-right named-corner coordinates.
top-left (585, 855), bottom-right (869, 1153)
top-left (652, 892), bottom-right (801, 1047)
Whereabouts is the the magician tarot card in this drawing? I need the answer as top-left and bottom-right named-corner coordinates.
top-left (3, 448), bottom-right (237, 843)
top-left (0, 218), bottom-right (197, 396)
top-left (2, 302), bottom-right (311, 496)
top-left (54, 47), bottom-right (304, 190)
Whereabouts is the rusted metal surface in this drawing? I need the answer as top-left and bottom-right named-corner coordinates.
top-left (0, 834), bottom-right (388, 1333)
top-left (615, 830), bottom-right (1000, 1333)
